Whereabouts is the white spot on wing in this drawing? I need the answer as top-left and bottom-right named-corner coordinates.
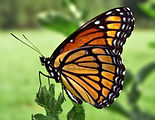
top-left (123, 71), bottom-right (126, 75)
top-left (47, 61), bottom-right (50, 64)
top-left (112, 49), bottom-right (116, 54)
top-left (115, 77), bottom-right (119, 82)
top-left (49, 66), bottom-right (52, 71)
top-left (120, 60), bottom-right (123, 65)
top-left (126, 7), bottom-right (131, 11)
top-left (99, 102), bottom-right (102, 105)
top-left (117, 31), bottom-right (121, 37)
top-left (70, 39), bottom-right (73, 42)
top-left (128, 18), bottom-right (131, 22)
top-left (121, 81), bottom-right (124, 85)
top-left (123, 17), bottom-right (126, 22)
top-left (106, 11), bottom-right (112, 15)
top-left (99, 26), bottom-right (104, 29)
top-left (113, 57), bottom-right (116, 64)
top-left (103, 99), bottom-right (107, 103)
top-left (124, 34), bottom-right (127, 38)
top-left (120, 12), bottom-right (123, 15)
top-left (120, 42), bottom-right (123, 46)
top-left (131, 18), bottom-right (135, 21)
top-left (113, 85), bottom-right (117, 92)
top-left (50, 72), bottom-right (54, 77)
top-left (109, 93), bottom-right (113, 100)
top-left (57, 72), bottom-right (60, 76)
top-left (113, 39), bottom-right (117, 46)
top-left (116, 9), bottom-right (120, 11)
top-left (122, 24), bottom-right (126, 30)
top-left (119, 52), bottom-right (121, 55)
top-left (116, 67), bottom-right (119, 74)
top-left (95, 20), bottom-right (100, 25)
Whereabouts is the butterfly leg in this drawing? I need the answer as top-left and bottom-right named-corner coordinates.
top-left (38, 71), bottom-right (52, 93)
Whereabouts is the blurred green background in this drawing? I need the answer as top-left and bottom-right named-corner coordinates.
top-left (0, 0), bottom-right (155, 120)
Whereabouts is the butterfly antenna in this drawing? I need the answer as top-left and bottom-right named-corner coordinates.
top-left (22, 34), bottom-right (43, 57)
top-left (11, 33), bottom-right (43, 57)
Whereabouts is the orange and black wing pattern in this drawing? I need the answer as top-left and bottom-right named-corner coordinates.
top-left (51, 7), bottom-right (134, 62)
top-left (50, 7), bottom-right (135, 108)
top-left (54, 46), bottom-right (125, 108)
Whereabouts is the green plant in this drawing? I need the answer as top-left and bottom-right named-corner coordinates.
top-left (139, 0), bottom-right (155, 18)
top-left (32, 84), bottom-right (85, 120)
top-left (108, 62), bottom-right (155, 120)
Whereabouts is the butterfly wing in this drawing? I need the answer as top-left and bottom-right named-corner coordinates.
top-left (49, 7), bottom-right (135, 108)
top-left (54, 46), bottom-right (125, 108)
top-left (51, 7), bottom-right (135, 64)
top-left (55, 46), bottom-right (125, 108)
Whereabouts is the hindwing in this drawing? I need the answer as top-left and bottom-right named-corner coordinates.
top-left (54, 46), bottom-right (125, 108)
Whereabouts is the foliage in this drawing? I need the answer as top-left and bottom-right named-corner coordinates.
top-left (38, 12), bottom-right (80, 36)
top-left (108, 63), bottom-right (155, 120)
top-left (0, 0), bottom-right (54, 29)
top-left (32, 84), bottom-right (85, 120)
top-left (32, 84), bottom-right (65, 120)
top-left (139, 0), bottom-right (155, 18)
top-left (67, 104), bottom-right (85, 120)
top-left (38, 0), bottom-right (86, 36)
top-left (1, 0), bottom-right (155, 29)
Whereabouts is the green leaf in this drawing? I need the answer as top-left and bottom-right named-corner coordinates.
top-left (33, 84), bottom-right (65, 120)
top-left (47, 84), bottom-right (56, 110)
top-left (123, 70), bottom-right (134, 89)
top-left (136, 62), bottom-right (155, 83)
top-left (67, 104), bottom-right (85, 120)
top-left (32, 114), bottom-right (47, 120)
top-left (54, 92), bottom-right (65, 114)
top-left (130, 107), bottom-right (155, 120)
top-left (38, 11), bottom-right (79, 36)
top-left (139, 1), bottom-right (155, 18)
top-left (35, 86), bottom-right (48, 107)
top-left (49, 84), bottom-right (55, 98)
top-left (128, 62), bottom-right (155, 105)
top-left (128, 83), bottom-right (140, 105)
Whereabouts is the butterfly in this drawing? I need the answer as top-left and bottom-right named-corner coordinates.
top-left (11, 7), bottom-right (135, 109)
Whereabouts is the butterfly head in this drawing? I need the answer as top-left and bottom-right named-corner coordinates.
top-left (40, 56), bottom-right (56, 78)
top-left (40, 56), bottom-right (46, 66)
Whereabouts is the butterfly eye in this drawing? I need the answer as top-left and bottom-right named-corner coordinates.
top-left (40, 57), bottom-right (46, 66)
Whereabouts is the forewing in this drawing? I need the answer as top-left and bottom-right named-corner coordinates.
top-left (57, 46), bottom-right (125, 108)
top-left (51, 7), bottom-right (134, 63)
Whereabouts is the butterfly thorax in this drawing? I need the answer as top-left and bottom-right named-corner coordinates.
top-left (40, 56), bottom-right (61, 83)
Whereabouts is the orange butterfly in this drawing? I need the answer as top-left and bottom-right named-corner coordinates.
top-left (12, 7), bottom-right (135, 108)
